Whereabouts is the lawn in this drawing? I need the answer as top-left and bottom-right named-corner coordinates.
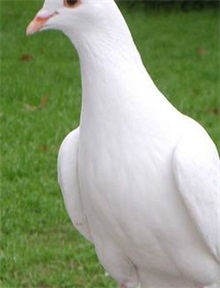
top-left (1, 1), bottom-right (219, 287)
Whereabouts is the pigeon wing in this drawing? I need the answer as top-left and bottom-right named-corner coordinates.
top-left (172, 120), bottom-right (220, 261)
top-left (58, 128), bottom-right (93, 242)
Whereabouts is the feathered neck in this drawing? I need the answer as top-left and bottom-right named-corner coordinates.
top-left (64, 3), bottom-right (167, 133)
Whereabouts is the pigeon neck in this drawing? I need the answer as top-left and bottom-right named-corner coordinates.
top-left (78, 34), bottom-right (147, 99)
top-left (66, 10), bottom-right (161, 130)
top-left (70, 18), bottom-right (142, 70)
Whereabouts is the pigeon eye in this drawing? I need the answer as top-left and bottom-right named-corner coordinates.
top-left (64, 0), bottom-right (79, 7)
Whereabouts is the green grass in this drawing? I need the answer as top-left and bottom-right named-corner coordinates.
top-left (1, 1), bottom-right (219, 287)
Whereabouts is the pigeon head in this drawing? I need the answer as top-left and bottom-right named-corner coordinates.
top-left (27, 0), bottom-right (141, 70)
top-left (26, 0), bottom-right (128, 45)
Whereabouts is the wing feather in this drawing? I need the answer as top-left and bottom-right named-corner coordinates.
top-left (173, 120), bottom-right (220, 261)
top-left (58, 127), bottom-right (93, 242)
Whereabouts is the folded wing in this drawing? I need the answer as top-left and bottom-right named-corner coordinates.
top-left (173, 119), bottom-right (220, 261)
top-left (58, 127), bottom-right (93, 242)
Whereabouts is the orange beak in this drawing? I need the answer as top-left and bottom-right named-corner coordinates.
top-left (26, 10), bottom-right (57, 36)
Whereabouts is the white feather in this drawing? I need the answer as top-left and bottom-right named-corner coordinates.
top-left (58, 128), bottom-right (93, 242)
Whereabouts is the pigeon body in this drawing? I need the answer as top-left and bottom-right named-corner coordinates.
top-left (27, 1), bottom-right (220, 287)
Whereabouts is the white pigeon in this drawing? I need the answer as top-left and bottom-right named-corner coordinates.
top-left (26, 0), bottom-right (220, 287)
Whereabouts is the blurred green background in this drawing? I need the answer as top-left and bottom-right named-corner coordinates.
top-left (1, 1), bottom-right (219, 287)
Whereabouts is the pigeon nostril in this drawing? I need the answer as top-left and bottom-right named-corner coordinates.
top-left (35, 11), bottom-right (58, 23)
top-left (26, 11), bottom-right (58, 36)
top-left (36, 8), bottom-right (55, 19)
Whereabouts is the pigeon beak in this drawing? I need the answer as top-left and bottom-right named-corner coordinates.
top-left (26, 9), bottom-right (57, 36)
